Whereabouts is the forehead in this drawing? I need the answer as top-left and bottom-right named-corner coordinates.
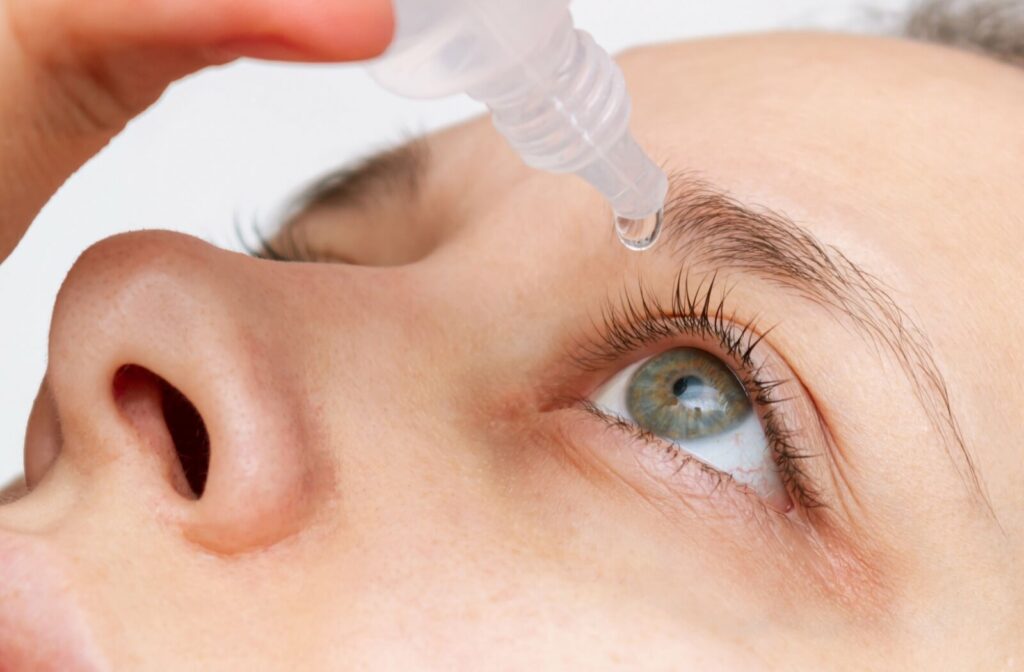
top-left (431, 32), bottom-right (1024, 296)
top-left (617, 33), bottom-right (1024, 261)
top-left (432, 33), bottom-right (1024, 260)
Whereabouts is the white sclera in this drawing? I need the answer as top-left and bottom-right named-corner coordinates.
top-left (591, 357), bottom-right (789, 510)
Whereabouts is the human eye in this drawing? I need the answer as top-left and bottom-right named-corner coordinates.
top-left (569, 273), bottom-right (823, 516)
top-left (590, 346), bottom-right (790, 511)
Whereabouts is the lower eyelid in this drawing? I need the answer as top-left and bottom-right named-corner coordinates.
top-left (556, 404), bottom-right (783, 521)
top-left (568, 400), bottom-right (892, 612)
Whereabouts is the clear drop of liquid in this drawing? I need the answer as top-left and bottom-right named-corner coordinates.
top-left (614, 209), bottom-right (663, 251)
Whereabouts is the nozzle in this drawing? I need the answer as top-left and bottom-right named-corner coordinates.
top-left (467, 19), bottom-right (668, 250)
top-left (578, 132), bottom-right (668, 250)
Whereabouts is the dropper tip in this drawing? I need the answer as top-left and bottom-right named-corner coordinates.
top-left (614, 208), bottom-right (664, 251)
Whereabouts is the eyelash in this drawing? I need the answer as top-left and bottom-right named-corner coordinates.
top-left (572, 271), bottom-right (822, 512)
top-left (234, 218), bottom-right (317, 263)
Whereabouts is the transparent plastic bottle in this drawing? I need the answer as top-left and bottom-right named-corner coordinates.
top-left (368, 0), bottom-right (669, 250)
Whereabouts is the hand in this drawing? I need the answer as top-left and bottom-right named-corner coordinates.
top-left (0, 0), bottom-right (394, 261)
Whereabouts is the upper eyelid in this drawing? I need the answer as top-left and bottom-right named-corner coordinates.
top-left (287, 140), bottom-right (428, 222)
top-left (238, 140), bottom-right (430, 265)
top-left (568, 272), bottom-right (768, 374)
top-left (236, 216), bottom-right (357, 265)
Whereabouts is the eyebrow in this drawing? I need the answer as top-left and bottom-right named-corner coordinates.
top-left (284, 150), bottom-right (993, 518)
top-left (656, 175), bottom-right (993, 517)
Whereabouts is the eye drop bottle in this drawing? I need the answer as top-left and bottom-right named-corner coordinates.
top-left (368, 0), bottom-right (669, 250)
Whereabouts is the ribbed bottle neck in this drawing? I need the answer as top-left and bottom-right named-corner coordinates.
top-left (466, 15), bottom-right (632, 173)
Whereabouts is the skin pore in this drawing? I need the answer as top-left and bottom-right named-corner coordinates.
top-left (1, 26), bottom-right (1023, 672)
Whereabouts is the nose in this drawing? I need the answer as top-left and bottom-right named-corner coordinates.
top-left (41, 231), bottom-right (322, 553)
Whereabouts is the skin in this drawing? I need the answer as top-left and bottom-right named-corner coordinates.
top-left (0, 1), bottom-right (1021, 668)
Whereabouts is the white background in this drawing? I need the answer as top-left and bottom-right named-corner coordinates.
top-left (0, 0), bottom-right (914, 483)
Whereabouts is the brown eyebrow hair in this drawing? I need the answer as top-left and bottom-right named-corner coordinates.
top-left (657, 175), bottom-right (995, 520)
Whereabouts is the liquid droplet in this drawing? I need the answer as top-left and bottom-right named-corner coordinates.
top-left (614, 209), bottom-right (663, 251)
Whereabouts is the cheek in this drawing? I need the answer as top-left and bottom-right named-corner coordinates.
top-left (291, 468), bottom-right (765, 668)
top-left (489, 411), bottom-right (749, 598)
top-left (519, 408), bottom-right (892, 623)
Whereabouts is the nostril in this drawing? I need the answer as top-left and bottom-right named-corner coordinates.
top-left (113, 365), bottom-right (210, 499)
top-left (157, 378), bottom-right (210, 498)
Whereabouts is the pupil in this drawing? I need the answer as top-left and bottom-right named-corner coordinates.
top-left (672, 376), bottom-right (696, 398)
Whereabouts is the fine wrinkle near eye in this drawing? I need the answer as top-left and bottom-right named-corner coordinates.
top-left (591, 347), bottom-right (789, 511)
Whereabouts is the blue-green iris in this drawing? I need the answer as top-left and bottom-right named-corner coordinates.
top-left (626, 348), bottom-right (751, 441)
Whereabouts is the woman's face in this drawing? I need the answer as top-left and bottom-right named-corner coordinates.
top-left (2, 33), bottom-right (1021, 669)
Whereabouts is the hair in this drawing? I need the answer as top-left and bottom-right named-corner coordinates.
top-left (904, 0), bottom-right (1024, 67)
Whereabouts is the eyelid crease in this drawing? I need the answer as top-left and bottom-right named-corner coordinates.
top-left (653, 172), bottom-right (995, 523)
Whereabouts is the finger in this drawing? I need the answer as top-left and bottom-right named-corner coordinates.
top-left (10, 0), bottom-right (395, 63)
top-left (0, 0), bottom-right (393, 261)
